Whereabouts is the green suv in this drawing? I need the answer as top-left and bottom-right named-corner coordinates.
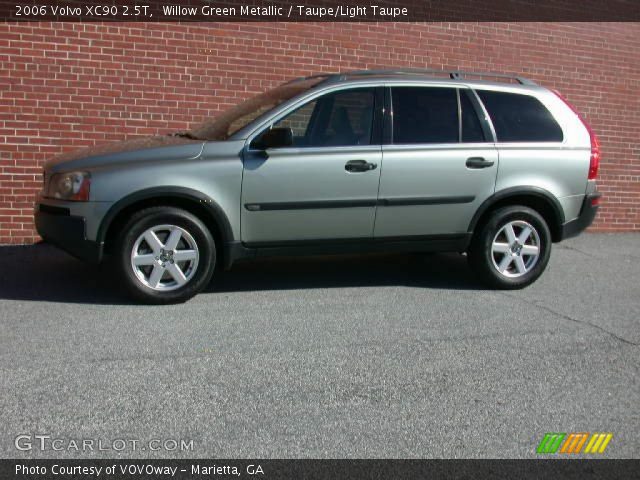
top-left (35, 69), bottom-right (601, 303)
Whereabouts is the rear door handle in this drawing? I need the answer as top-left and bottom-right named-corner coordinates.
top-left (465, 157), bottom-right (495, 169)
top-left (345, 159), bottom-right (378, 172)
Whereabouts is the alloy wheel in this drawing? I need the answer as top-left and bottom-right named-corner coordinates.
top-left (490, 220), bottom-right (541, 278)
top-left (130, 224), bottom-right (199, 291)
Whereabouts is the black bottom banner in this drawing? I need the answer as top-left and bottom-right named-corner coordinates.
top-left (2, 459), bottom-right (639, 479)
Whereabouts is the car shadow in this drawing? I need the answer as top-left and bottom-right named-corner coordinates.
top-left (0, 243), bottom-right (483, 305)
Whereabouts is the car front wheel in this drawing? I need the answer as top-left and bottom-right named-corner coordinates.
top-left (116, 207), bottom-right (216, 304)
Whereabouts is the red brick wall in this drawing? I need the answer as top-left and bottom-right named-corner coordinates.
top-left (1, 22), bottom-right (639, 243)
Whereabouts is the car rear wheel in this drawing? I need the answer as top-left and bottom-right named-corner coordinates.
top-left (468, 206), bottom-right (551, 289)
top-left (116, 207), bottom-right (216, 304)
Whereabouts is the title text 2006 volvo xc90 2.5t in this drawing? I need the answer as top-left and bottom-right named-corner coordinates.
top-left (35, 69), bottom-right (601, 303)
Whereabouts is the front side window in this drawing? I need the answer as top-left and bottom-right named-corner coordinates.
top-left (476, 90), bottom-right (563, 142)
top-left (266, 88), bottom-right (376, 148)
top-left (392, 87), bottom-right (459, 144)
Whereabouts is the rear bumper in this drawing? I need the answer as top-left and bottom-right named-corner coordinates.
top-left (559, 192), bottom-right (601, 241)
top-left (35, 205), bottom-right (103, 263)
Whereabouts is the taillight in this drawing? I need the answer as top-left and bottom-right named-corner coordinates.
top-left (552, 90), bottom-right (600, 180)
top-left (588, 133), bottom-right (601, 180)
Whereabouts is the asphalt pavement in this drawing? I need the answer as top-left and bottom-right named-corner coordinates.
top-left (0, 233), bottom-right (638, 458)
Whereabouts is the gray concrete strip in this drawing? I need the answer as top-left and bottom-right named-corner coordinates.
top-left (0, 234), bottom-right (638, 458)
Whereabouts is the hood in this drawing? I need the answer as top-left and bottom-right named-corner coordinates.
top-left (46, 135), bottom-right (204, 171)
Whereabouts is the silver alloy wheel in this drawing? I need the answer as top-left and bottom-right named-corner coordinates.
top-left (130, 224), bottom-right (199, 291)
top-left (491, 220), bottom-right (541, 278)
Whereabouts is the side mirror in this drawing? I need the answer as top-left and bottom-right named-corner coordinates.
top-left (254, 127), bottom-right (293, 150)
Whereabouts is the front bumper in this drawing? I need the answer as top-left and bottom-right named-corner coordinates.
top-left (35, 204), bottom-right (103, 263)
top-left (560, 192), bottom-right (601, 241)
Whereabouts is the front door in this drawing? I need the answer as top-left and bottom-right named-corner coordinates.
top-left (241, 87), bottom-right (383, 245)
top-left (374, 86), bottom-right (499, 237)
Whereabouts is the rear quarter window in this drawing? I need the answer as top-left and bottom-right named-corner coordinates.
top-left (476, 90), bottom-right (564, 142)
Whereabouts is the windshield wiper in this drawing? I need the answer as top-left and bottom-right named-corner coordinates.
top-left (168, 131), bottom-right (206, 141)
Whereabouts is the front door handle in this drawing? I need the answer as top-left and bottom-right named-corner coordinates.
top-left (466, 157), bottom-right (495, 169)
top-left (345, 159), bottom-right (378, 172)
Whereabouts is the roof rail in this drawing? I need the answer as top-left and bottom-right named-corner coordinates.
top-left (282, 73), bottom-right (333, 85)
top-left (334, 68), bottom-right (537, 86)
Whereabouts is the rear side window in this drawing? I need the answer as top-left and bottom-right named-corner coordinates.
top-left (392, 87), bottom-right (459, 144)
top-left (476, 90), bottom-right (563, 142)
top-left (391, 87), bottom-right (488, 144)
top-left (461, 90), bottom-right (485, 142)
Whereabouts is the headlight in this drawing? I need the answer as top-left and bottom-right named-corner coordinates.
top-left (46, 171), bottom-right (91, 201)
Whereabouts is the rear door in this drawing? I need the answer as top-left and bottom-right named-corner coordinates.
top-left (241, 87), bottom-right (383, 244)
top-left (374, 85), bottom-right (498, 237)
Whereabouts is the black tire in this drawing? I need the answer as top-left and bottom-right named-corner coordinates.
top-left (468, 206), bottom-right (551, 289)
top-left (116, 206), bottom-right (216, 304)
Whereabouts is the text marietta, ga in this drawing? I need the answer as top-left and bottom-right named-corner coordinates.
top-left (165, 5), bottom-right (408, 18)
top-left (16, 463), bottom-right (264, 476)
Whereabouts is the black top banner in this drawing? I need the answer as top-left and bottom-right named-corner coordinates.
top-left (3, 459), bottom-right (640, 479)
top-left (2, 0), bottom-right (640, 22)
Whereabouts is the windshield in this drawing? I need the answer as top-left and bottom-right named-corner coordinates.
top-left (188, 77), bottom-right (326, 141)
